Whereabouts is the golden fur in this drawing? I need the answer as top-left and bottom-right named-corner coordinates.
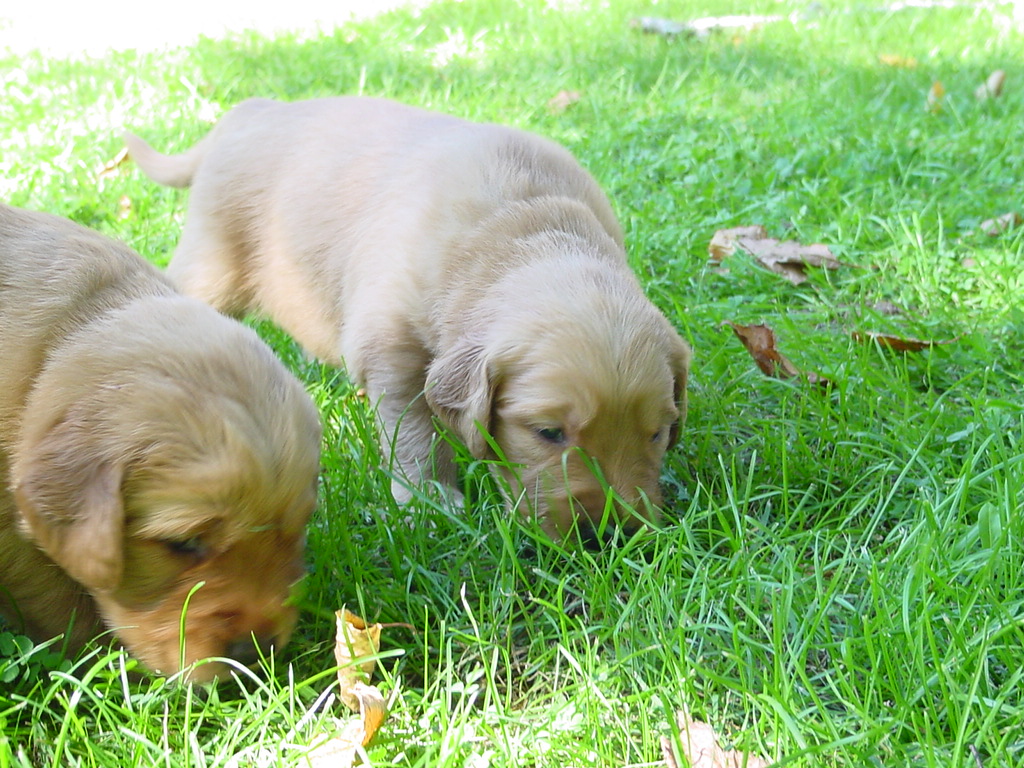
top-left (125, 96), bottom-right (691, 539)
top-left (0, 205), bottom-right (322, 681)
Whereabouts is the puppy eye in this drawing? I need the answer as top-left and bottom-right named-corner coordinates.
top-left (536, 427), bottom-right (565, 444)
top-left (651, 429), bottom-right (664, 443)
top-left (164, 536), bottom-right (208, 560)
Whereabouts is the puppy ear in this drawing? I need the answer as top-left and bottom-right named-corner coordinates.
top-left (667, 333), bottom-right (693, 449)
top-left (425, 337), bottom-right (498, 458)
top-left (14, 419), bottom-right (125, 592)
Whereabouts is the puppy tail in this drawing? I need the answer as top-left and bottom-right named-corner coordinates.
top-left (122, 131), bottom-right (205, 189)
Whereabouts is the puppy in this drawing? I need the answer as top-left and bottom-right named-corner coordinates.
top-left (124, 96), bottom-right (691, 540)
top-left (0, 205), bottom-right (322, 681)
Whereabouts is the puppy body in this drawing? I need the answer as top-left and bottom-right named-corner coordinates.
top-left (0, 205), bottom-right (322, 680)
top-left (126, 97), bottom-right (691, 537)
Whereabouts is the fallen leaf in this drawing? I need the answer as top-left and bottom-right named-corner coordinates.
top-left (708, 226), bottom-right (840, 285)
top-left (979, 212), bottom-right (1022, 236)
top-left (879, 53), bottom-right (918, 68)
top-left (926, 80), bottom-right (945, 113)
top-left (708, 225), bottom-right (767, 261)
top-left (97, 146), bottom-right (129, 179)
top-left (852, 330), bottom-right (957, 351)
top-left (974, 69), bottom-right (1005, 100)
top-left (726, 322), bottom-right (830, 387)
top-left (547, 89), bottom-right (581, 114)
top-left (305, 720), bottom-right (364, 768)
top-left (662, 710), bottom-right (773, 768)
top-left (334, 609), bottom-right (382, 711)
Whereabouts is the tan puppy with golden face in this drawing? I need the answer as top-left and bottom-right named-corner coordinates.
top-left (125, 96), bottom-right (690, 541)
top-left (0, 205), bottom-right (321, 681)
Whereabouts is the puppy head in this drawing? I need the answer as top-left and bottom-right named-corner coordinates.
top-left (13, 299), bottom-right (321, 681)
top-left (427, 259), bottom-right (690, 540)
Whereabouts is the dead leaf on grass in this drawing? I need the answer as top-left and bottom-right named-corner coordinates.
top-left (974, 69), bottom-right (1006, 100)
top-left (979, 212), bottom-right (1022, 236)
top-left (305, 719), bottom-right (365, 768)
top-left (304, 609), bottom-right (390, 767)
top-left (547, 89), bottom-right (582, 114)
top-left (334, 609), bottom-right (383, 713)
top-left (726, 322), bottom-right (831, 387)
top-left (662, 710), bottom-right (773, 768)
top-left (709, 226), bottom-right (841, 285)
top-left (852, 330), bottom-right (958, 352)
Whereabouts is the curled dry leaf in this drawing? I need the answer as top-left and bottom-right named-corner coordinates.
top-left (726, 322), bottom-right (830, 387)
top-left (974, 69), bottom-right (1006, 100)
top-left (979, 211), bottom-right (1022, 236)
top-left (335, 608), bottom-right (382, 711)
top-left (662, 710), bottom-right (773, 768)
top-left (331, 608), bottom-right (388, 749)
top-left (547, 89), bottom-right (582, 114)
top-left (709, 226), bottom-right (840, 285)
top-left (852, 330), bottom-right (957, 352)
top-left (305, 720), bottom-right (364, 768)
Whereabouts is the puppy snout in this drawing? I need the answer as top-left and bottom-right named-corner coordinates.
top-left (224, 633), bottom-right (277, 667)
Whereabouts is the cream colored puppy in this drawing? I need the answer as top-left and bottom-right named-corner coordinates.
top-left (0, 205), bottom-right (321, 681)
top-left (125, 96), bottom-right (690, 540)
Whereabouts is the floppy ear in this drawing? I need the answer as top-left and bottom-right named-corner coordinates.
top-left (424, 337), bottom-right (498, 458)
top-left (13, 418), bottom-right (125, 593)
top-left (667, 332), bottom-right (693, 449)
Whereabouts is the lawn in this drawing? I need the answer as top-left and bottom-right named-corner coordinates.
top-left (2, 0), bottom-right (1023, 765)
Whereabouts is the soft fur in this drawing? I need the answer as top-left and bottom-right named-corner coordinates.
top-left (0, 205), bottom-right (322, 681)
top-left (125, 96), bottom-right (691, 539)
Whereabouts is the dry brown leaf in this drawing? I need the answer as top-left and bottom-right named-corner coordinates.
top-left (708, 225), bottom-right (767, 261)
top-left (974, 69), bottom-right (1006, 100)
top-left (662, 711), bottom-right (772, 768)
top-left (708, 226), bottom-right (840, 285)
top-left (305, 720), bottom-right (364, 768)
top-left (926, 80), bottom-right (945, 113)
top-left (979, 211), bottom-right (1022, 236)
top-left (726, 322), bottom-right (830, 387)
top-left (333, 609), bottom-right (388, 748)
top-left (547, 89), bottom-right (581, 114)
top-left (853, 330), bottom-right (957, 352)
top-left (97, 146), bottom-right (129, 179)
top-left (878, 53), bottom-right (918, 68)
top-left (334, 609), bottom-right (382, 711)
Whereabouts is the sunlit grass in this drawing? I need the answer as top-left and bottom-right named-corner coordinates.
top-left (2, 0), bottom-right (1024, 765)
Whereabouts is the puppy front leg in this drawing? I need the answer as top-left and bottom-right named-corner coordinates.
top-left (363, 362), bottom-right (460, 505)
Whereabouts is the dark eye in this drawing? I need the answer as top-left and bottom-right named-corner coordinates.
top-left (164, 536), bottom-right (208, 560)
top-left (651, 429), bottom-right (664, 443)
top-left (536, 427), bottom-right (565, 444)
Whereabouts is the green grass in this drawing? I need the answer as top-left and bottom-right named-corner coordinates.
top-left (3, 0), bottom-right (1024, 764)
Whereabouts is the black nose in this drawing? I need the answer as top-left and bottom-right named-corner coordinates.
top-left (224, 634), bottom-right (275, 667)
top-left (577, 519), bottom-right (636, 550)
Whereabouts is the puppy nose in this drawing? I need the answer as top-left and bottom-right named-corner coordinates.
top-left (576, 517), bottom-right (619, 550)
top-left (224, 633), bottom-right (276, 667)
